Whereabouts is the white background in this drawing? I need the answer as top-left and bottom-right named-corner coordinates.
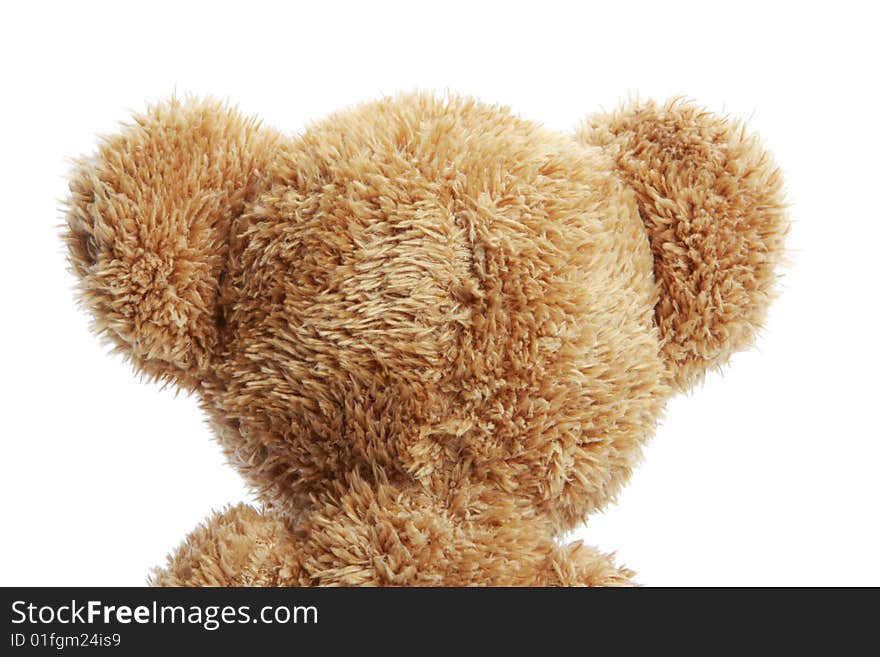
top-left (1, 0), bottom-right (877, 586)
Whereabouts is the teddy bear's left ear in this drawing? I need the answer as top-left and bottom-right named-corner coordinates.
top-left (64, 97), bottom-right (281, 387)
top-left (577, 100), bottom-right (789, 391)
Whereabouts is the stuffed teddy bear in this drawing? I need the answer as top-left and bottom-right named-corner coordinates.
top-left (64, 93), bottom-right (787, 586)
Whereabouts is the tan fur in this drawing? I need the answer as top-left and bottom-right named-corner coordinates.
top-left (579, 100), bottom-right (788, 390)
top-left (65, 93), bottom-right (787, 586)
top-left (151, 482), bottom-right (633, 587)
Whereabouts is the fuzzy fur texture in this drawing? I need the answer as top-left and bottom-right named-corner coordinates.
top-left (580, 100), bottom-right (788, 389)
top-left (65, 93), bottom-right (787, 586)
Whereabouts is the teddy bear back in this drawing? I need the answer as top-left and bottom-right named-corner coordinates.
top-left (65, 93), bottom-right (786, 540)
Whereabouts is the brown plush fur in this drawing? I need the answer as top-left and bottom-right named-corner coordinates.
top-left (580, 100), bottom-right (788, 390)
top-left (65, 93), bottom-right (787, 586)
top-left (150, 481), bottom-right (633, 587)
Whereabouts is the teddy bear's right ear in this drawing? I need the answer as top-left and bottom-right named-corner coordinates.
top-left (64, 97), bottom-right (281, 387)
top-left (578, 100), bottom-right (789, 391)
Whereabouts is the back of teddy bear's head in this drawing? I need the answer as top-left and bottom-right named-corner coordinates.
top-left (64, 97), bottom-right (280, 387)
top-left (65, 94), bottom-right (787, 536)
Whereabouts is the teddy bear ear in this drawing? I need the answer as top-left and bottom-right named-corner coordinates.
top-left (64, 97), bottom-right (280, 387)
top-left (577, 99), bottom-right (789, 391)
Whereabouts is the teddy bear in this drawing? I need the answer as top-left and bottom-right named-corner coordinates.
top-left (64, 93), bottom-right (787, 586)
